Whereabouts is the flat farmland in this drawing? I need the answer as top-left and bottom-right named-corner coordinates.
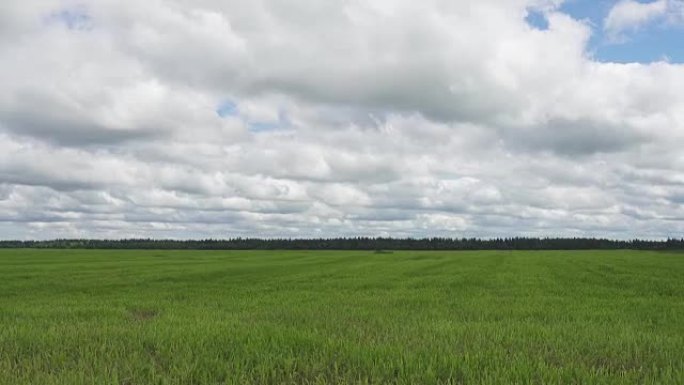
top-left (0, 249), bottom-right (682, 384)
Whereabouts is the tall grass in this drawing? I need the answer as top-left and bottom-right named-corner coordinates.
top-left (0, 249), bottom-right (682, 384)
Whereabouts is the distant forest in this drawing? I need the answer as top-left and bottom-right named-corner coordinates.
top-left (1, 237), bottom-right (684, 250)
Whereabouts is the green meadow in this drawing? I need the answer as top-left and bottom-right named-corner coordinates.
top-left (1, 249), bottom-right (683, 384)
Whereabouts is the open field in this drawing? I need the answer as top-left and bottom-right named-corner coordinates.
top-left (1, 249), bottom-right (683, 384)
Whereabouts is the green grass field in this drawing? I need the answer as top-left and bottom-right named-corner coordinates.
top-left (1, 249), bottom-right (683, 384)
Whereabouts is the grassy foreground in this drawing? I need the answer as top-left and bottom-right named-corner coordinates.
top-left (0, 249), bottom-right (683, 384)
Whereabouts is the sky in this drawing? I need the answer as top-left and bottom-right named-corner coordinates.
top-left (1, 0), bottom-right (684, 240)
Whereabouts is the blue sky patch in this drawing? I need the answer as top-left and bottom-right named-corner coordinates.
top-left (48, 6), bottom-right (92, 31)
top-left (247, 121), bottom-right (281, 132)
top-left (594, 25), bottom-right (684, 63)
top-left (525, 9), bottom-right (550, 30)
top-left (558, 0), bottom-right (683, 63)
top-left (216, 100), bottom-right (238, 118)
top-left (559, 0), bottom-right (612, 26)
top-left (216, 100), bottom-right (291, 133)
top-left (248, 110), bottom-right (291, 133)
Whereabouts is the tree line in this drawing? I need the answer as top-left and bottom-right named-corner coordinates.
top-left (1, 237), bottom-right (683, 250)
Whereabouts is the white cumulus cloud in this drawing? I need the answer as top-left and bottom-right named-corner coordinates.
top-left (604, 0), bottom-right (675, 41)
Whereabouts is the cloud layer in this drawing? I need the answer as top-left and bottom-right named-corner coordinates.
top-left (1, 0), bottom-right (684, 239)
